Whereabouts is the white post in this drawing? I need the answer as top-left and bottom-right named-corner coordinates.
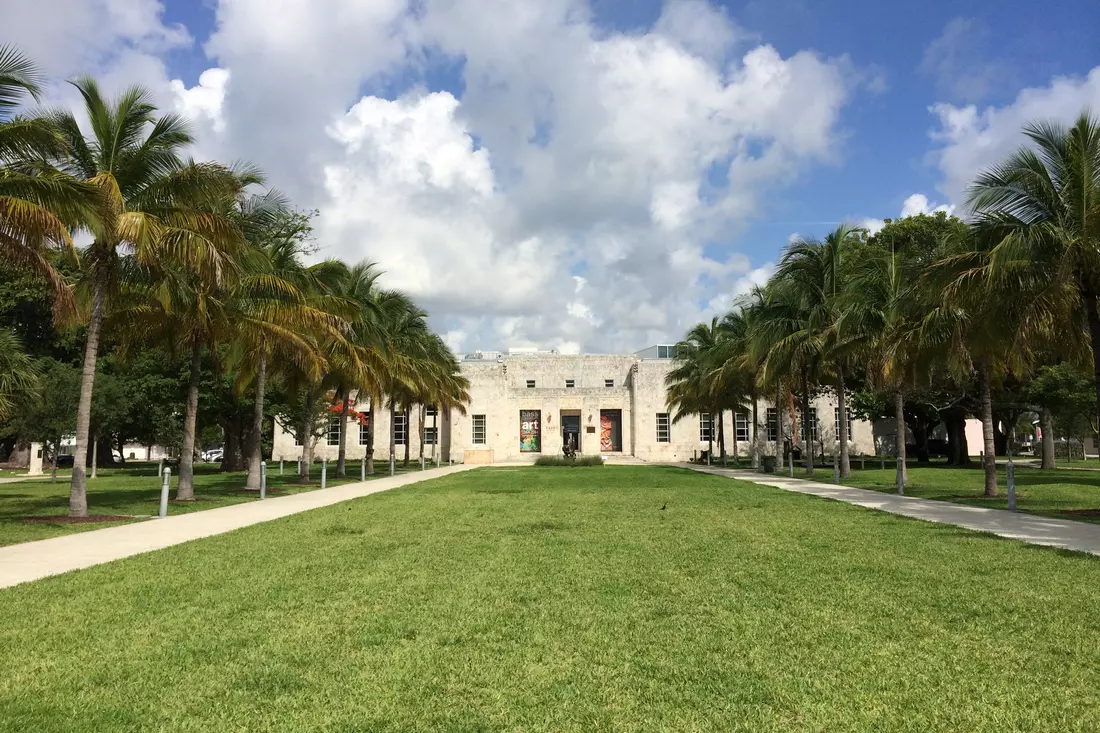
top-left (389, 452), bottom-right (395, 476)
top-left (28, 442), bottom-right (44, 476)
top-left (158, 457), bottom-right (164, 476)
top-left (159, 468), bottom-right (171, 518)
top-left (279, 458), bottom-right (284, 476)
top-left (361, 454), bottom-right (365, 481)
top-left (91, 439), bottom-right (98, 479)
top-left (1007, 428), bottom-right (1016, 511)
top-left (321, 458), bottom-right (327, 489)
top-left (297, 457), bottom-right (301, 476)
top-left (260, 461), bottom-right (266, 500)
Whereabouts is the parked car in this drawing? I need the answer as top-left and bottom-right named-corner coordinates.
top-left (202, 448), bottom-right (223, 463)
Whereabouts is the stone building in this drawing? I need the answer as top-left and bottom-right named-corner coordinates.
top-left (271, 346), bottom-right (877, 465)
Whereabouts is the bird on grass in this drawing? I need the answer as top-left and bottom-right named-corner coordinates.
top-left (660, 503), bottom-right (666, 511)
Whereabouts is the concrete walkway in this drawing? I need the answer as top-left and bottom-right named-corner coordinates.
top-left (683, 464), bottom-right (1100, 557)
top-left (0, 464), bottom-right (477, 590)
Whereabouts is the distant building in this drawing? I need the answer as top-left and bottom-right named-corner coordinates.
top-left (271, 346), bottom-right (877, 464)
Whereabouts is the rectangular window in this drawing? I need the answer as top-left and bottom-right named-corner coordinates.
top-left (565, 379), bottom-right (575, 388)
top-left (656, 413), bottom-right (671, 443)
top-left (605, 379), bottom-right (614, 388)
top-left (393, 413), bottom-right (407, 445)
top-left (472, 414), bottom-right (486, 444)
top-left (359, 421), bottom-right (369, 446)
top-left (699, 413), bottom-right (714, 442)
top-left (806, 409), bottom-right (818, 442)
top-left (327, 415), bottom-right (341, 446)
top-left (294, 431), bottom-right (302, 447)
top-left (426, 404), bottom-right (437, 417)
top-left (766, 408), bottom-right (778, 442)
top-left (735, 412), bottom-right (750, 442)
top-left (834, 407), bottom-right (853, 437)
top-left (425, 427), bottom-right (437, 445)
top-left (526, 379), bottom-right (536, 389)
top-left (657, 344), bottom-right (672, 359)
top-left (520, 410), bottom-right (541, 452)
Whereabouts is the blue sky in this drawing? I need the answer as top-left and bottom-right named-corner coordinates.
top-left (3, 0), bottom-right (1099, 352)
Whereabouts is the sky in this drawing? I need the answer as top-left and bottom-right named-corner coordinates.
top-left (3, 0), bottom-right (1099, 354)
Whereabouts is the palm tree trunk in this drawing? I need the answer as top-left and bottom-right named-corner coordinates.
top-left (50, 442), bottom-right (58, 483)
top-left (299, 386), bottom-right (314, 483)
top-left (894, 388), bottom-right (908, 488)
top-left (177, 336), bottom-right (203, 500)
top-left (418, 404), bottom-right (426, 467)
top-left (718, 409), bottom-right (726, 467)
top-left (775, 382), bottom-right (784, 471)
top-left (1040, 407), bottom-right (1056, 469)
top-left (978, 360), bottom-right (998, 497)
top-left (366, 398), bottom-right (375, 475)
top-left (801, 380), bottom-right (813, 475)
top-left (389, 402), bottom-right (397, 475)
top-left (68, 265), bottom-right (107, 517)
top-left (748, 394), bottom-right (757, 469)
top-left (837, 370), bottom-right (851, 478)
top-left (1085, 293), bottom-right (1100, 451)
top-left (403, 408), bottom-right (411, 467)
top-left (336, 387), bottom-right (349, 478)
top-left (246, 352), bottom-right (267, 490)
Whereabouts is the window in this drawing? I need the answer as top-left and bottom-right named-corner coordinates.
top-left (526, 379), bottom-right (536, 388)
top-left (565, 379), bottom-right (575, 388)
top-left (656, 413), bottom-right (671, 443)
top-left (294, 431), bottom-right (302, 447)
top-left (425, 427), bottom-right (437, 445)
top-left (472, 414), bottom-right (486, 444)
top-left (359, 421), bottom-right (369, 446)
top-left (735, 412), bottom-right (750, 442)
top-left (327, 415), bottom-right (341, 446)
top-left (834, 407), bottom-right (853, 437)
top-left (393, 412), bottom-right (407, 445)
top-left (766, 408), bottom-right (778, 442)
top-left (605, 379), bottom-right (614, 388)
top-left (699, 413), bottom-right (714, 442)
top-left (657, 344), bottom-right (675, 359)
top-left (426, 404), bottom-right (437, 417)
top-left (805, 409), bottom-right (818, 442)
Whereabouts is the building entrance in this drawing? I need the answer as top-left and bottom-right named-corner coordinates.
top-left (561, 413), bottom-right (581, 453)
top-left (600, 409), bottom-right (623, 452)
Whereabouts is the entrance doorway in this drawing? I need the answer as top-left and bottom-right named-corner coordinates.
top-left (600, 409), bottom-right (623, 452)
top-left (561, 412), bottom-right (581, 453)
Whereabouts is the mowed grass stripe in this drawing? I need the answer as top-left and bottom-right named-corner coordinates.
top-left (0, 466), bottom-right (1097, 732)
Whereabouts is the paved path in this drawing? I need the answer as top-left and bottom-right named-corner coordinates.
top-left (682, 464), bottom-right (1100, 557)
top-left (0, 464), bottom-right (477, 589)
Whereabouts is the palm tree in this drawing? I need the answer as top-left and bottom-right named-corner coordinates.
top-left (111, 172), bottom-right (263, 499)
top-left (0, 46), bottom-right (94, 320)
top-left (768, 224), bottom-right (862, 477)
top-left (0, 329), bottom-right (38, 419)
top-left (967, 111), bottom-right (1100, 445)
top-left (51, 78), bottom-right (244, 516)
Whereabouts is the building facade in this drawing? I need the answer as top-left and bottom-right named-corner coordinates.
top-left (271, 347), bottom-right (878, 464)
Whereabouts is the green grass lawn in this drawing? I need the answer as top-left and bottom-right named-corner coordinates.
top-left (0, 460), bottom-right (422, 546)
top-left (1, 466), bottom-right (1097, 732)
top-left (819, 460), bottom-right (1100, 523)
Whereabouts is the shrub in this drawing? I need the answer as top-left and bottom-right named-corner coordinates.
top-left (534, 455), bottom-right (604, 467)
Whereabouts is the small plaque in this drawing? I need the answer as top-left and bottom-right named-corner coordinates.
top-left (586, 426), bottom-right (596, 434)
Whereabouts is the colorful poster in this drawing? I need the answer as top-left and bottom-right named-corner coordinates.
top-left (600, 414), bottom-right (613, 451)
top-left (520, 410), bottom-right (541, 452)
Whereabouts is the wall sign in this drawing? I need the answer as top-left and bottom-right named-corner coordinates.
top-left (520, 410), bottom-right (541, 452)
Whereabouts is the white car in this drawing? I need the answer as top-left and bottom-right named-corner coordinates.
top-left (202, 449), bottom-right (224, 462)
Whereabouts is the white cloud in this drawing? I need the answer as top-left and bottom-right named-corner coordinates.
top-left (899, 193), bottom-right (954, 218)
top-left (920, 17), bottom-right (1002, 104)
top-left (928, 66), bottom-right (1100, 205)
top-left (4, 0), bottom-right (865, 354)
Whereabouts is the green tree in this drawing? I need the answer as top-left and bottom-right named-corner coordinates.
top-left (967, 112), bottom-right (1100, 457)
top-left (52, 78), bottom-right (245, 516)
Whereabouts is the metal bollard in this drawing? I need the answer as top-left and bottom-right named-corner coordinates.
top-left (389, 452), bottom-right (395, 476)
top-left (279, 459), bottom-right (284, 476)
top-left (159, 468), bottom-right (171, 518)
top-left (260, 461), bottom-right (266, 500)
top-left (833, 452), bottom-right (839, 485)
top-left (420, 456), bottom-right (425, 471)
top-left (1007, 462), bottom-right (1016, 511)
top-left (297, 458), bottom-right (301, 476)
top-left (361, 454), bottom-right (366, 481)
top-left (896, 460), bottom-right (904, 496)
top-left (788, 457), bottom-right (794, 478)
top-left (321, 458), bottom-right (327, 490)
top-left (860, 454), bottom-right (865, 470)
top-left (880, 456), bottom-right (885, 471)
